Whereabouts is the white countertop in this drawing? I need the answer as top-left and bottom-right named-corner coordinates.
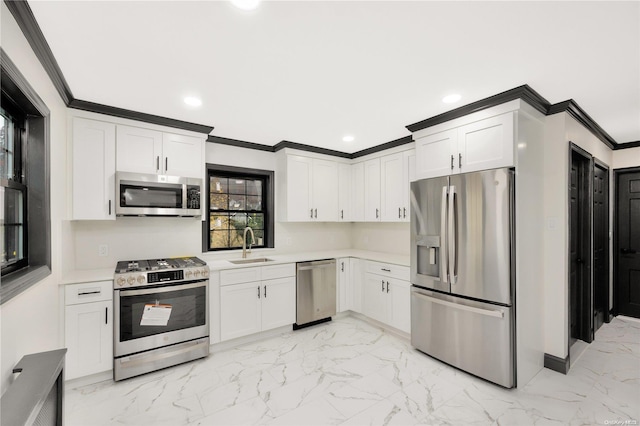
top-left (60, 249), bottom-right (409, 285)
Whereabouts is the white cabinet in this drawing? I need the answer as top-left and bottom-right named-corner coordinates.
top-left (336, 258), bottom-right (351, 312)
top-left (414, 112), bottom-right (514, 179)
top-left (71, 118), bottom-right (116, 220)
top-left (350, 258), bottom-right (364, 313)
top-left (64, 281), bottom-right (113, 380)
top-left (219, 264), bottom-right (295, 341)
top-left (282, 155), bottom-right (339, 221)
top-left (380, 150), bottom-right (414, 222)
top-left (338, 163), bottom-right (352, 221)
top-left (351, 162), bottom-right (365, 221)
top-left (364, 158), bottom-right (381, 221)
top-left (116, 125), bottom-right (203, 178)
top-left (361, 261), bottom-right (411, 333)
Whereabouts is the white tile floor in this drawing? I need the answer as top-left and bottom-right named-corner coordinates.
top-left (65, 315), bottom-right (640, 425)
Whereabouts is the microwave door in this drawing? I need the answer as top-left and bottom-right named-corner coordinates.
top-left (410, 176), bottom-right (450, 293)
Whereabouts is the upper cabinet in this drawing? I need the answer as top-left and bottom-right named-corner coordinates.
top-left (280, 154), bottom-right (340, 222)
top-left (116, 125), bottom-right (202, 178)
top-left (414, 112), bottom-right (514, 180)
top-left (338, 163), bottom-right (351, 221)
top-left (363, 158), bottom-right (381, 222)
top-left (380, 150), bottom-right (413, 222)
top-left (71, 118), bottom-right (116, 220)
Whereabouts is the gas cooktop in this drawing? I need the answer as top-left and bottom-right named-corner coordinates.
top-left (114, 256), bottom-right (209, 288)
top-left (115, 257), bottom-right (207, 274)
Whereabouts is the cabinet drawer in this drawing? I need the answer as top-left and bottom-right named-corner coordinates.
top-left (261, 263), bottom-right (295, 280)
top-left (220, 267), bottom-right (261, 286)
top-left (365, 261), bottom-right (410, 281)
top-left (65, 281), bottom-right (113, 305)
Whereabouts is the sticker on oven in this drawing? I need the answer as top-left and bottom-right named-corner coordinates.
top-left (140, 304), bottom-right (172, 326)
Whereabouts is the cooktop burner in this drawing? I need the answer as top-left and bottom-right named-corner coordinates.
top-left (115, 257), bottom-right (206, 274)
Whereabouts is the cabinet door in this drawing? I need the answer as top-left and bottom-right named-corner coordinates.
top-left (415, 128), bottom-right (457, 179)
top-left (220, 282), bottom-right (262, 341)
top-left (261, 277), bottom-right (296, 331)
top-left (380, 152), bottom-right (404, 222)
top-left (458, 112), bottom-right (514, 174)
top-left (286, 155), bottom-right (313, 221)
top-left (351, 162), bottom-right (365, 222)
top-left (338, 163), bottom-right (352, 221)
top-left (312, 158), bottom-right (339, 221)
top-left (116, 125), bottom-right (162, 174)
top-left (336, 258), bottom-right (350, 312)
top-left (402, 150), bottom-right (415, 222)
top-left (350, 258), bottom-right (364, 313)
top-left (72, 118), bottom-right (116, 220)
top-left (386, 278), bottom-right (411, 333)
top-left (65, 300), bottom-right (112, 380)
top-left (162, 133), bottom-right (203, 178)
top-left (362, 273), bottom-right (387, 323)
top-left (364, 158), bottom-right (381, 222)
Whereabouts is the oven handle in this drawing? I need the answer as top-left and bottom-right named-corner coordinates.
top-left (118, 281), bottom-right (207, 297)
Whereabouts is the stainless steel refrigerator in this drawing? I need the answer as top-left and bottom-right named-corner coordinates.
top-left (410, 167), bottom-right (515, 388)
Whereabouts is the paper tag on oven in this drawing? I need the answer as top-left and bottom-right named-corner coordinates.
top-left (140, 304), bottom-right (172, 326)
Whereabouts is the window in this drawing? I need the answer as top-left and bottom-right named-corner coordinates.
top-left (1, 49), bottom-right (51, 304)
top-left (205, 164), bottom-right (274, 251)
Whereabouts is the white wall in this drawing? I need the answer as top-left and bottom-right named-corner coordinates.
top-left (0, 3), bottom-right (69, 393)
top-left (543, 112), bottom-right (615, 360)
top-left (612, 146), bottom-right (640, 169)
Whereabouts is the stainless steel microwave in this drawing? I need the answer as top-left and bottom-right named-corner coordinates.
top-left (116, 172), bottom-right (202, 217)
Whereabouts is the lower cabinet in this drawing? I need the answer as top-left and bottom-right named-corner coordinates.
top-left (64, 281), bottom-right (113, 380)
top-left (362, 261), bottom-right (411, 333)
top-left (220, 266), bottom-right (295, 341)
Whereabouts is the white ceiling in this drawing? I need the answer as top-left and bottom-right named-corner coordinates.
top-left (29, 0), bottom-right (640, 153)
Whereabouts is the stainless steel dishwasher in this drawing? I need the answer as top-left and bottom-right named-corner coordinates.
top-left (294, 259), bottom-right (337, 329)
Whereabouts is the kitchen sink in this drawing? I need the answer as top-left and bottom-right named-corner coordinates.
top-left (228, 257), bottom-right (274, 265)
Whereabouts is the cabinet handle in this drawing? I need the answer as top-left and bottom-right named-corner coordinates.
top-left (105, 307), bottom-right (108, 325)
top-left (341, 262), bottom-right (344, 272)
top-left (341, 210), bottom-right (344, 219)
top-left (398, 207), bottom-right (401, 219)
top-left (381, 280), bottom-right (385, 292)
top-left (386, 281), bottom-right (389, 293)
top-left (376, 208), bottom-right (379, 218)
top-left (78, 290), bottom-right (101, 296)
top-left (108, 200), bottom-right (112, 215)
top-left (264, 285), bottom-right (267, 298)
top-left (459, 153), bottom-right (462, 168)
top-left (257, 286), bottom-right (261, 299)
top-left (165, 157), bottom-right (168, 172)
top-left (451, 155), bottom-right (454, 170)
top-left (156, 156), bottom-right (160, 171)
top-left (403, 207), bottom-right (406, 218)
top-left (314, 208), bottom-right (317, 218)
top-left (310, 209), bottom-right (314, 219)
top-left (381, 268), bottom-right (391, 272)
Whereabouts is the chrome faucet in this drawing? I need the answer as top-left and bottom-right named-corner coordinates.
top-left (242, 227), bottom-right (255, 259)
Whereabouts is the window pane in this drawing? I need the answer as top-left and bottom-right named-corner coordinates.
top-left (210, 193), bottom-right (228, 211)
top-left (210, 176), bottom-right (228, 194)
top-left (247, 213), bottom-right (264, 230)
top-left (228, 195), bottom-right (246, 211)
top-left (210, 213), bottom-right (229, 230)
top-left (246, 195), bottom-right (262, 210)
top-left (1, 186), bottom-right (25, 267)
top-left (210, 230), bottom-right (230, 249)
top-left (246, 179), bottom-right (262, 196)
top-left (228, 179), bottom-right (246, 194)
top-left (0, 113), bottom-right (14, 181)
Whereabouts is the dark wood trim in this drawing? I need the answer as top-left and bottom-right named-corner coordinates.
top-left (593, 157), bottom-right (611, 325)
top-left (613, 140), bottom-right (640, 150)
top-left (3, 0), bottom-right (73, 105)
top-left (405, 85), bottom-right (550, 133)
top-left (549, 100), bottom-right (616, 149)
top-left (0, 48), bottom-right (49, 116)
top-left (69, 99), bottom-right (214, 134)
top-left (351, 135), bottom-right (413, 158)
top-left (206, 135), bottom-right (274, 152)
top-left (274, 140), bottom-right (352, 159)
top-left (544, 353), bottom-right (570, 374)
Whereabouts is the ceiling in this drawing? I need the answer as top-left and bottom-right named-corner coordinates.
top-left (28, 1), bottom-right (640, 153)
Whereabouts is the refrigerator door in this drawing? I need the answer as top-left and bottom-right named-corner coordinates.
top-left (448, 168), bottom-right (513, 305)
top-left (410, 286), bottom-right (514, 388)
top-left (410, 176), bottom-right (450, 293)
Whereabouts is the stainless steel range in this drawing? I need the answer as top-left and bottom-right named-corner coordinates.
top-left (113, 257), bottom-right (210, 381)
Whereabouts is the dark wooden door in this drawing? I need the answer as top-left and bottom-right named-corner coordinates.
top-left (570, 148), bottom-right (592, 344)
top-left (615, 170), bottom-right (640, 319)
top-left (593, 163), bottom-right (609, 332)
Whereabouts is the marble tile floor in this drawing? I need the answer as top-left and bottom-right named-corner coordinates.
top-left (66, 315), bottom-right (640, 425)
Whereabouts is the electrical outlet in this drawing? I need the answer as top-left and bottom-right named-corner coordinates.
top-left (98, 244), bottom-right (109, 257)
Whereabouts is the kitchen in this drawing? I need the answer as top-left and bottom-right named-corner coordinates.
top-left (1, 0), bottom-right (640, 425)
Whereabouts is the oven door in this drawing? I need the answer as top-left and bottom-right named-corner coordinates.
top-left (114, 281), bottom-right (209, 357)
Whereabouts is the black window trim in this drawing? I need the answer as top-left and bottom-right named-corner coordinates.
top-left (1, 48), bottom-right (51, 305)
top-left (203, 164), bottom-right (274, 253)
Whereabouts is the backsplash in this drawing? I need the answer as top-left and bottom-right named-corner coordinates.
top-left (351, 222), bottom-right (410, 256)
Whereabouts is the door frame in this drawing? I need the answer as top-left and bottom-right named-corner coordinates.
top-left (567, 142), bottom-right (594, 354)
top-left (613, 166), bottom-right (640, 316)
top-left (593, 158), bottom-right (610, 326)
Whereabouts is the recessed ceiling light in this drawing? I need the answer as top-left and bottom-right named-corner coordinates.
top-left (342, 135), bottom-right (355, 143)
top-left (231, 0), bottom-right (261, 11)
top-left (442, 94), bottom-right (461, 104)
top-left (184, 96), bottom-right (202, 107)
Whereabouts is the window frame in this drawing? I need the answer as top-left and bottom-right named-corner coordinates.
top-left (203, 164), bottom-right (274, 252)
